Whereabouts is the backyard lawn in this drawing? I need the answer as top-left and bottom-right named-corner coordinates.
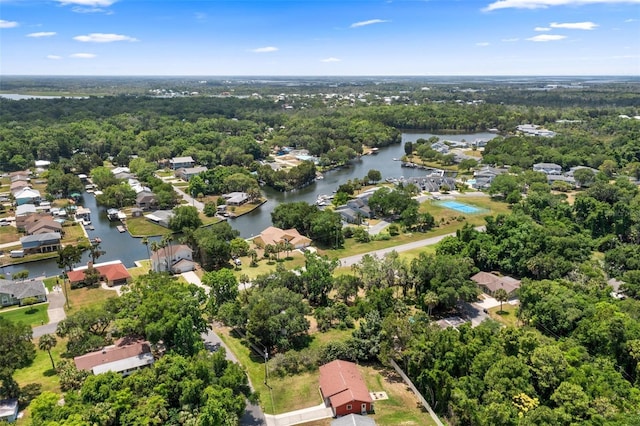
top-left (126, 216), bottom-right (168, 237)
top-left (66, 285), bottom-right (118, 312)
top-left (488, 303), bottom-right (520, 327)
top-left (0, 303), bottom-right (48, 327)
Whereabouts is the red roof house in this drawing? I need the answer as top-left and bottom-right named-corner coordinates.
top-left (67, 261), bottom-right (132, 288)
top-left (319, 360), bottom-right (373, 417)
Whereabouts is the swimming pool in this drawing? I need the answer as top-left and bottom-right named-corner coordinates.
top-left (437, 200), bottom-right (483, 214)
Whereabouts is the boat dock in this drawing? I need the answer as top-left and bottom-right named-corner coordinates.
top-left (116, 225), bottom-right (126, 233)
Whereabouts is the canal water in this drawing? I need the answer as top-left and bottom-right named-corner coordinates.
top-left (2, 132), bottom-right (496, 277)
top-left (231, 131), bottom-right (497, 238)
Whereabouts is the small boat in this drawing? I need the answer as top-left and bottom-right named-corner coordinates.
top-left (116, 225), bottom-right (126, 233)
top-left (87, 225), bottom-right (95, 230)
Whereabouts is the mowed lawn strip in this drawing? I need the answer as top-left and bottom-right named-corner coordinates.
top-left (360, 364), bottom-right (439, 426)
top-left (0, 303), bottom-right (49, 327)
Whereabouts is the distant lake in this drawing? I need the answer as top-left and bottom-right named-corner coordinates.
top-left (0, 93), bottom-right (86, 100)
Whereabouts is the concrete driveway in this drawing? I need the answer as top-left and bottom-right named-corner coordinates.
top-left (182, 271), bottom-right (210, 294)
top-left (265, 402), bottom-right (333, 426)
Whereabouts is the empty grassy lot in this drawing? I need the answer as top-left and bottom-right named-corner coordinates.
top-left (0, 303), bottom-right (49, 327)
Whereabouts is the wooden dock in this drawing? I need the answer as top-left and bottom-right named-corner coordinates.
top-left (116, 225), bottom-right (126, 233)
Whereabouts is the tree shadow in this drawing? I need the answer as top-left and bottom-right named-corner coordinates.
top-left (43, 368), bottom-right (57, 377)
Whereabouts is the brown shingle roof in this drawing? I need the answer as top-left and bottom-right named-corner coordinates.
top-left (319, 360), bottom-right (372, 408)
top-left (471, 271), bottom-right (521, 294)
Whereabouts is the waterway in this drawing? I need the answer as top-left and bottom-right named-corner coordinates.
top-left (2, 131), bottom-right (496, 277)
top-left (231, 131), bottom-right (497, 238)
top-left (1, 190), bottom-right (160, 278)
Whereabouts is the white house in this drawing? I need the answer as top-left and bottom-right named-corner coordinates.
top-left (151, 244), bottom-right (196, 273)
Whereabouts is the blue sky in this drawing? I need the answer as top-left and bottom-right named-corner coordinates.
top-left (1, 0), bottom-right (639, 75)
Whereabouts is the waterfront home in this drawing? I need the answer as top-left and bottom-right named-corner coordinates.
top-left (255, 226), bottom-right (311, 250)
top-left (20, 232), bottom-right (60, 254)
top-left (319, 360), bottom-right (373, 417)
top-left (15, 204), bottom-right (37, 217)
top-left (24, 216), bottom-right (62, 236)
top-left (0, 279), bottom-right (47, 307)
top-left (516, 124), bottom-right (557, 138)
top-left (175, 166), bottom-right (208, 182)
top-left (222, 192), bottom-right (250, 206)
top-left (471, 271), bottom-right (521, 298)
top-left (169, 156), bottom-right (195, 170)
top-left (145, 210), bottom-right (174, 228)
top-left (13, 188), bottom-right (41, 206)
top-left (150, 244), bottom-right (196, 273)
top-left (67, 261), bottom-right (132, 288)
top-left (74, 337), bottom-right (154, 377)
top-left (135, 191), bottom-right (158, 210)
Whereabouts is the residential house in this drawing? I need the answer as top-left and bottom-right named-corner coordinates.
top-left (533, 162), bottom-right (562, 175)
top-left (144, 210), bottom-right (175, 228)
top-left (150, 244), bottom-right (196, 273)
top-left (430, 141), bottom-right (450, 154)
top-left (169, 156), bottom-right (195, 170)
top-left (0, 399), bottom-right (19, 423)
top-left (406, 175), bottom-right (457, 193)
top-left (255, 226), bottom-right (311, 250)
top-left (9, 171), bottom-right (30, 183)
top-left (24, 217), bottom-right (62, 236)
top-left (546, 174), bottom-right (575, 187)
top-left (74, 337), bottom-right (154, 377)
top-left (319, 360), bottom-right (373, 417)
top-left (13, 188), bottom-right (41, 206)
top-left (0, 279), bottom-right (47, 307)
top-left (516, 124), bottom-right (557, 138)
top-left (136, 191), bottom-right (158, 210)
top-left (222, 192), bottom-right (250, 206)
top-left (175, 166), bottom-right (208, 182)
top-left (471, 271), bottom-right (521, 298)
top-left (473, 166), bottom-right (509, 189)
top-left (15, 204), bottom-right (37, 217)
top-left (20, 232), bottom-right (60, 253)
top-left (67, 261), bottom-right (132, 288)
top-left (130, 207), bottom-right (144, 218)
top-left (10, 180), bottom-right (30, 194)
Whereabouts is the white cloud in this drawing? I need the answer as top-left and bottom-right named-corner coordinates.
top-left (27, 32), bottom-right (57, 38)
top-left (476, 42), bottom-right (490, 46)
top-left (484, 0), bottom-right (640, 12)
top-left (70, 53), bottom-right (96, 58)
top-left (57, 0), bottom-right (116, 6)
top-left (350, 19), bottom-right (389, 28)
top-left (527, 34), bottom-right (567, 41)
top-left (71, 7), bottom-right (112, 14)
top-left (0, 19), bottom-right (19, 29)
top-left (74, 33), bottom-right (138, 42)
top-left (321, 57), bottom-right (341, 62)
top-left (535, 26), bottom-right (551, 31)
top-left (47, 55), bottom-right (62, 60)
top-left (625, 18), bottom-right (638, 22)
top-left (550, 21), bottom-right (598, 29)
top-left (251, 46), bottom-right (278, 53)
top-left (502, 37), bottom-right (520, 42)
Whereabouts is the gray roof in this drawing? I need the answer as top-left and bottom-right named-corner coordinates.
top-left (20, 232), bottom-right (61, 244)
top-left (332, 414), bottom-right (377, 426)
top-left (170, 156), bottom-right (194, 164)
top-left (0, 279), bottom-right (47, 299)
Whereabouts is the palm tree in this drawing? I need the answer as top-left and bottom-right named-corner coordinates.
top-left (161, 233), bottom-right (173, 271)
top-left (423, 291), bottom-right (439, 317)
top-left (494, 288), bottom-right (509, 313)
top-left (141, 237), bottom-right (150, 265)
top-left (39, 334), bottom-right (57, 369)
top-left (150, 241), bottom-right (160, 272)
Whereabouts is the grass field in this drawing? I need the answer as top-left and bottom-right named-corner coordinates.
top-left (0, 225), bottom-right (20, 244)
top-left (126, 216), bottom-right (168, 237)
top-left (66, 285), bottom-right (118, 312)
top-left (0, 303), bottom-right (49, 327)
top-left (488, 303), bottom-right (520, 327)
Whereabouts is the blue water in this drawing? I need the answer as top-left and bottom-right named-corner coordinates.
top-left (438, 200), bottom-right (483, 214)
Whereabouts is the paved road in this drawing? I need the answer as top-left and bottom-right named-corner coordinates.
top-left (338, 226), bottom-right (485, 267)
top-left (173, 186), bottom-right (205, 212)
top-left (202, 329), bottom-right (267, 426)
